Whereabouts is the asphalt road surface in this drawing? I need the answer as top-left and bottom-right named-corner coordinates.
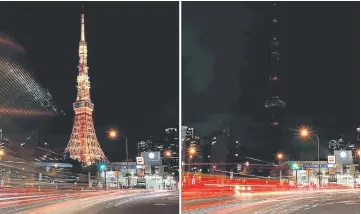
top-left (182, 189), bottom-right (359, 214)
top-left (0, 190), bottom-right (178, 214)
top-left (74, 191), bottom-right (179, 214)
top-left (217, 189), bottom-right (360, 214)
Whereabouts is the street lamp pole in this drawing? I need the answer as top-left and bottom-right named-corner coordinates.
top-left (125, 136), bottom-right (129, 187)
top-left (104, 168), bottom-right (107, 191)
top-left (279, 161), bottom-right (282, 183)
top-left (299, 127), bottom-right (321, 189)
top-left (316, 134), bottom-right (321, 189)
top-left (107, 129), bottom-right (130, 187)
top-left (276, 153), bottom-right (284, 185)
top-left (188, 156), bottom-right (192, 173)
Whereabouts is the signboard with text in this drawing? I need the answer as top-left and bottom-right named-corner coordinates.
top-left (143, 151), bottom-right (161, 166)
top-left (106, 164), bottom-right (136, 170)
top-left (334, 150), bottom-right (353, 165)
top-left (328, 155), bottom-right (335, 164)
top-left (136, 156), bottom-right (144, 165)
top-left (302, 164), bottom-right (332, 169)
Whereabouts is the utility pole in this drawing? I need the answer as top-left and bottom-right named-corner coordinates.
top-left (125, 136), bottom-right (130, 187)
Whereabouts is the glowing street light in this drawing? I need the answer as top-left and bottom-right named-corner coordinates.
top-left (164, 150), bottom-right (172, 174)
top-left (164, 150), bottom-right (172, 158)
top-left (107, 129), bottom-right (119, 140)
top-left (300, 129), bottom-right (309, 137)
top-left (187, 146), bottom-right (198, 173)
top-left (0, 150), bottom-right (4, 156)
top-left (189, 148), bottom-right (196, 155)
top-left (187, 145), bottom-right (198, 158)
top-left (276, 152), bottom-right (283, 160)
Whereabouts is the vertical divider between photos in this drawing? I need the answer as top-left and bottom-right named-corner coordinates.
top-left (178, 0), bottom-right (182, 213)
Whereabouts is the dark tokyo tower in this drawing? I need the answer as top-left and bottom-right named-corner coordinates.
top-left (264, 3), bottom-right (286, 125)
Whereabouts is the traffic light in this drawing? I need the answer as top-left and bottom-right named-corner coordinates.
top-left (98, 162), bottom-right (107, 171)
top-left (290, 162), bottom-right (301, 170)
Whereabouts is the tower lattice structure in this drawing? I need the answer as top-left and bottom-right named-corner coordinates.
top-left (65, 13), bottom-right (108, 166)
top-left (264, 3), bottom-right (286, 125)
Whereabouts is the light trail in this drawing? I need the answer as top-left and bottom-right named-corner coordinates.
top-left (182, 189), bottom-right (357, 213)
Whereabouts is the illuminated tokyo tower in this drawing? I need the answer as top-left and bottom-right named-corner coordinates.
top-left (65, 11), bottom-right (108, 166)
top-left (264, 3), bottom-right (286, 125)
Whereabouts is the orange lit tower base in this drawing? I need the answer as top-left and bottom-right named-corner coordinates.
top-left (65, 13), bottom-right (108, 166)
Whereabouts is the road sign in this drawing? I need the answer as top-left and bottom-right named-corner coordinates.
top-left (136, 156), bottom-right (144, 165)
top-left (328, 155), bottom-right (335, 164)
top-left (303, 164), bottom-right (329, 168)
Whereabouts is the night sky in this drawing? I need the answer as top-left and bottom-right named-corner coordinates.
top-left (0, 2), bottom-right (179, 161)
top-left (182, 2), bottom-right (359, 160)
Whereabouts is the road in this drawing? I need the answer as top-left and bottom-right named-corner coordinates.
top-left (0, 190), bottom-right (178, 214)
top-left (225, 189), bottom-right (360, 214)
top-left (75, 191), bottom-right (179, 214)
top-left (183, 189), bottom-right (359, 214)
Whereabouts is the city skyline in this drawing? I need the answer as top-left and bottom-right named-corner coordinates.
top-left (0, 3), bottom-right (179, 161)
top-left (182, 2), bottom-right (359, 161)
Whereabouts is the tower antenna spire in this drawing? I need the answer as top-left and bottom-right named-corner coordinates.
top-left (81, 6), bottom-right (85, 41)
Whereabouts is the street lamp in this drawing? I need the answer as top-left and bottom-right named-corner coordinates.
top-left (107, 128), bottom-right (129, 187)
top-left (189, 148), bottom-right (196, 155)
top-left (276, 152), bottom-right (284, 183)
top-left (187, 146), bottom-right (198, 173)
top-left (164, 150), bottom-right (172, 174)
top-left (165, 150), bottom-right (172, 158)
top-left (0, 150), bottom-right (4, 160)
top-left (298, 126), bottom-right (321, 189)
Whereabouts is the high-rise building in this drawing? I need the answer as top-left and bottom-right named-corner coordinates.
top-left (137, 136), bottom-right (162, 155)
top-left (181, 126), bottom-right (198, 165)
top-left (264, 3), bottom-right (286, 125)
top-left (65, 12), bottom-right (107, 166)
top-left (186, 127), bottom-right (194, 139)
top-left (136, 140), bottom-right (152, 155)
top-left (181, 126), bottom-right (187, 143)
top-left (210, 135), bottom-right (228, 172)
top-left (164, 128), bottom-right (179, 175)
top-left (181, 126), bottom-right (187, 165)
top-left (165, 128), bottom-right (178, 149)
